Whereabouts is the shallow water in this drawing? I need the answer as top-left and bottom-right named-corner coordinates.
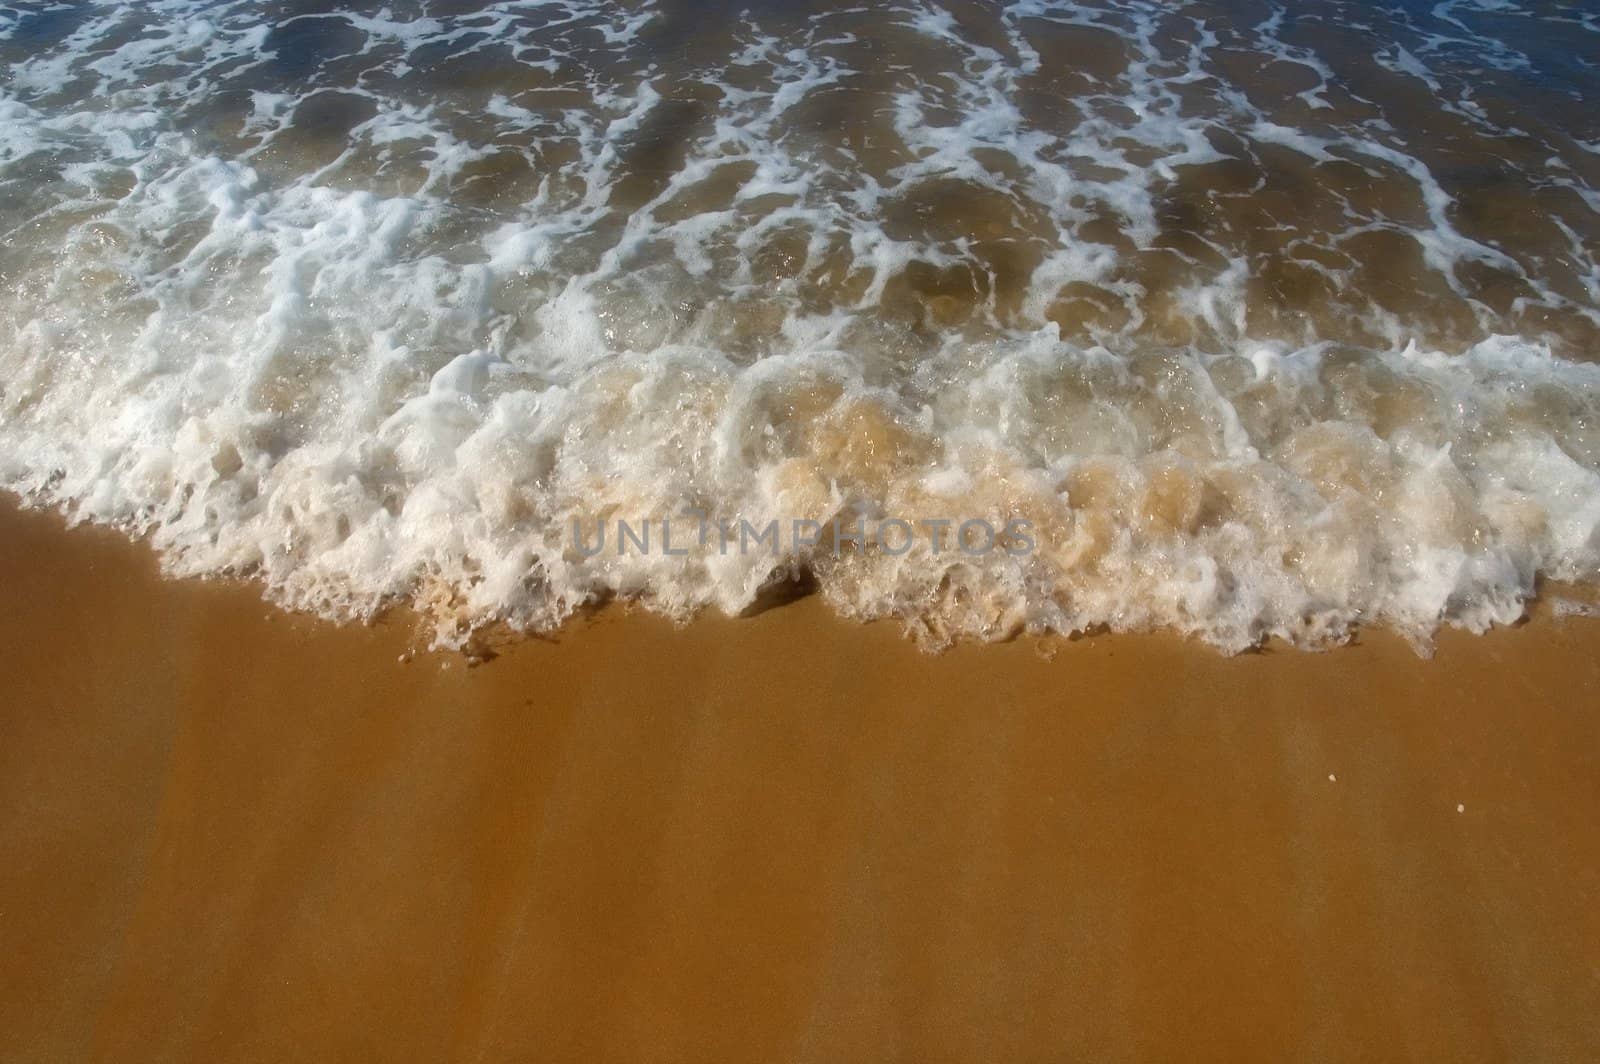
top-left (2, 0), bottom-right (1599, 649)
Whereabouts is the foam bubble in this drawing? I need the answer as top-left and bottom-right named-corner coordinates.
top-left (2, 0), bottom-right (1599, 652)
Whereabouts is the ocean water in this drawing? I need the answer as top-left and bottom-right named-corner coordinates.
top-left (2, 0), bottom-right (1598, 651)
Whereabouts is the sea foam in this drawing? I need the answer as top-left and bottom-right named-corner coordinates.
top-left (2, 0), bottom-right (1598, 652)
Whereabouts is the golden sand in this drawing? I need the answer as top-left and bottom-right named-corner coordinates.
top-left (2, 498), bottom-right (1598, 1061)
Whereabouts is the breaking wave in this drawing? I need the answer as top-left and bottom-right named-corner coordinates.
top-left (2, 0), bottom-right (1599, 651)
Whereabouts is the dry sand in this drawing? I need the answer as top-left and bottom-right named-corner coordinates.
top-left (1, 497), bottom-right (1598, 1062)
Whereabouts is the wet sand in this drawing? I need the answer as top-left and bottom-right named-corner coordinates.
top-left (1, 496), bottom-right (1598, 1063)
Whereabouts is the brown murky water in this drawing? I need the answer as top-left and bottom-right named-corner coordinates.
top-left (2, 1), bottom-right (1600, 649)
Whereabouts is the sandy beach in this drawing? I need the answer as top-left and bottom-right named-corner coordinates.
top-left (2, 496), bottom-right (1598, 1061)
top-left (6, 1), bottom-right (1600, 1060)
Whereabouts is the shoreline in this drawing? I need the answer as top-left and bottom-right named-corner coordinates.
top-left (3, 497), bottom-right (1599, 1060)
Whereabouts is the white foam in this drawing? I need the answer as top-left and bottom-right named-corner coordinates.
top-left (1, 0), bottom-right (1598, 651)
